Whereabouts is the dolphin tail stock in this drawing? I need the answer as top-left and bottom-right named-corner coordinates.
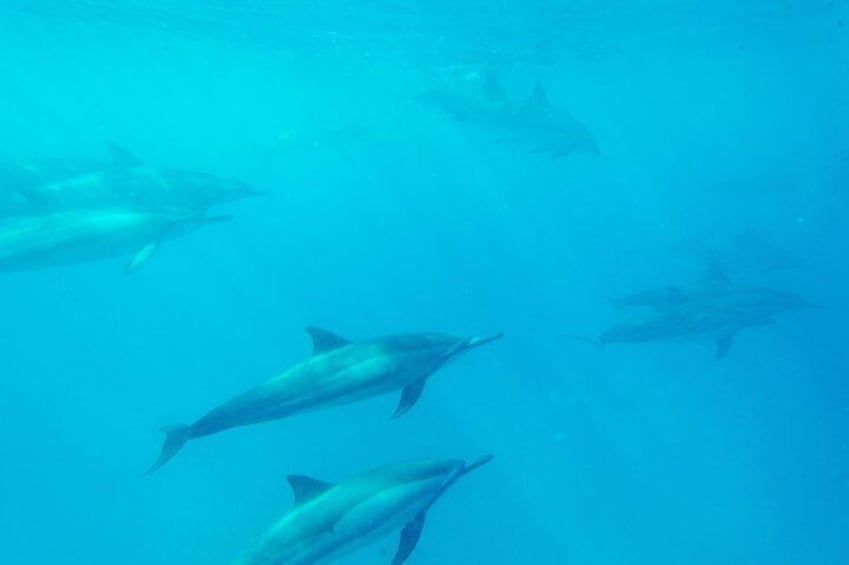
top-left (145, 424), bottom-right (191, 476)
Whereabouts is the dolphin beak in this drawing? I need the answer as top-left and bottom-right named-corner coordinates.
top-left (448, 455), bottom-right (494, 488)
top-left (443, 333), bottom-right (503, 359)
top-left (465, 332), bottom-right (504, 350)
top-left (464, 454), bottom-right (494, 474)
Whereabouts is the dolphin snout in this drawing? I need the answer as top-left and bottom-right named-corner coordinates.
top-left (465, 332), bottom-right (504, 349)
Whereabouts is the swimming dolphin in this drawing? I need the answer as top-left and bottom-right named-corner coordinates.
top-left (146, 328), bottom-right (503, 474)
top-left (0, 207), bottom-right (230, 273)
top-left (416, 71), bottom-right (600, 159)
top-left (612, 262), bottom-right (819, 316)
top-left (233, 455), bottom-right (493, 565)
top-left (585, 303), bottom-right (775, 360)
top-left (0, 143), bottom-right (261, 217)
top-left (611, 263), bottom-right (729, 310)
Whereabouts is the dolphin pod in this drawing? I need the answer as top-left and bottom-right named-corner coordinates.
top-left (6, 115), bottom-right (823, 564)
top-left (587, 262), bottom-right (819, 359)
top-left (233, 456), bottom-right (493, 565)
top-left (0, 144), bottom-right (260, 272)
top-left (146, 327), bottom-right (503, 475)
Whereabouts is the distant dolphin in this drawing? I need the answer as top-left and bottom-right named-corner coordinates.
top-left (234, 456), bottom-right (493, 565)
top-left (146, 328), bottom-right (503, 474)
top-left (613, 262), bottom-right (820, 316)
top-left (416, 71), bottom-right (600, 159)
top-left (0, 208), bottom-right (230, 273)
top-left (581, 303), bottom-right (775, 360)
top-left (0, 143), bottom-right (262, 217)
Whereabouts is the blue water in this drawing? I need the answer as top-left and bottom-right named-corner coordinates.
top-left (0, 1), bottom-right (847, 563)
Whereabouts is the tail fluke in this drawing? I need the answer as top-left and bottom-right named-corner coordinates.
top-left (145, 425), bottom-right (191, 476)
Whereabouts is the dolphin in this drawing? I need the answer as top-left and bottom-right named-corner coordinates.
top-left (416, 71), bottom-right (600, 159)
top-left (233, 455), bottom-right (493, 565)
top-left (612, 262), bottom-right (820, 316)
top-left (0, 143), bottom-right (262, 217)
top-left (586, 303), bottom-right (776, 360)
top-left (0, 207), bottom-right (230, 273)
top-left (146, 328), bottom-right (503, 474)
top-left (610, 263), bottom-right (729, 310)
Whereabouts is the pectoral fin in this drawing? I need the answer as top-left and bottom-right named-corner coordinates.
top-left (125, 242), bottom-right (158, 273)
top-left (391, 378), bottom-right (427, 419)
top-left (391, 512), bottom-right (426, 565)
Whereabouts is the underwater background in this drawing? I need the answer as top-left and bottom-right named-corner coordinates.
top-left (0, 1), bottom-right (847, 563)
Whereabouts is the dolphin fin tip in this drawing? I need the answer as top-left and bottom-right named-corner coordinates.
top-left (145, 424), bottom-right (190, 476)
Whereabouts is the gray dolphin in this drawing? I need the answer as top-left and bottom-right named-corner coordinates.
top-left (613, 262), bottom-right (820, 316)
top-left (234, 455), bottom-right (493, 565)
top-left (0, 143), bottom-right (262, 217)
top-left (146, 328), bottom-right (503, 474)
top-left (0, 207), bottom-right (229, 273)
top-left (416, 71), bottom-right (600, 159)
top-left (586, 303), bottom-right (775, 360)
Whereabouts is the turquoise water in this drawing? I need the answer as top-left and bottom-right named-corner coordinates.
top-left (0, 1), bottom-right (846, 563)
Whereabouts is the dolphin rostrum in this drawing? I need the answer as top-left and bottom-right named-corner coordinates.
top-left (233, 456), bottom-right (493, 565)
top-left (146, 328), bottom-right (503, 474)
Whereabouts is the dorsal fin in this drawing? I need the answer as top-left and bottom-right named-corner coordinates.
top-left (703, 261), bottom-right (730, 286)
top-left (482, 70), bottom-right (506, 102)
top-left (106, 142), bottom-right (144, 167)
top-left (529, 80), bottom-right (552, 109)
top-left (305, 327), bottom-right (351, 354)
top-left (286, 474), bottom-right (334, 506)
